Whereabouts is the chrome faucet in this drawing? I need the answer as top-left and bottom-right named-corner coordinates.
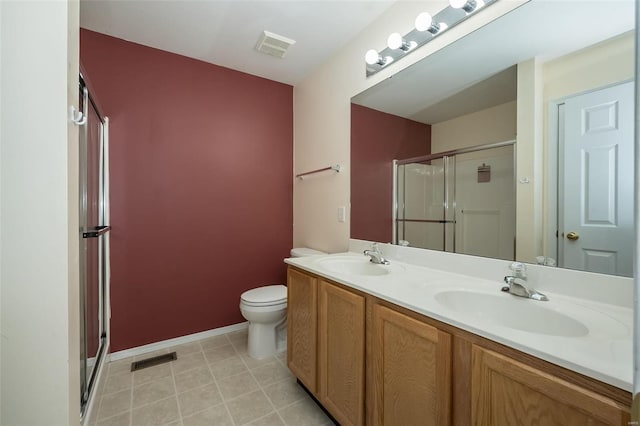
top-left (364, 243), bottom-right (390, 265)
top-left (501, 262), bottom-right (548, 301)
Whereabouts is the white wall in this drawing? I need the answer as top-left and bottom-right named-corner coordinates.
top-left (431, 100), bottom-right (517, 152)
top-left (293, 0), bottom-right (526, 253)
top-left (0, 1), bottom-right (80, 424)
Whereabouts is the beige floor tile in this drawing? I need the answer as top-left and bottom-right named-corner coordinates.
top-left (172, 352), bottom-right (207, 375)
top-left (230, 339), bottom-right (248, 354)
top-left (209, 355), bottom-right (248, 380)
top-left (246, 412), bottom-right (286, 426)
top-left (103, 371), bottom-right (133, 395)
top-left (98, 389), bottom-right (131, 420)
top-left (182, 403), bottom-right (233, 426)
top-left (131, 396), bottom-right (180, 426)
top-left (96, 411), bottom-right (130, 426)
top-left (217, 371), bottom-right (259, 401)
top-left (177, 383), bottom-right (223, 417)
top-left (263, 378), bottom-right (307, 409)
top-left (199, 334), bottom-right (230, 350)
top-left (251, 361), bottom-right (292, 386)
top-left (170, 341), bottom-right (202, 357)
top-left (275, 351), bottom-right (287, 365)
top-left (134, 362), bottom-right (173, 385)
top-left (203, 344), bottom-right (237, 364)
top-left (108, 358), bottom-right (134, 376)
top-left (133, 376), bottom-right (176, 408)
top-left (278, 397), bottom-right (333, 426)
top-left (226, 390), bottom-right (274, 425)
top-left (241, 353), bottom-right (277, 370)
top-left (174, 366), bottom-right (213, 394)
top-left (226, 329), bottom-right (248, 342)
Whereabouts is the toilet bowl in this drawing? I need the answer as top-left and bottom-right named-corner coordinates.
top-left (239, 247), bottom-right (326, 359)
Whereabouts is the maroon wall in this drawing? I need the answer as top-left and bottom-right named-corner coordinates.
top-left (80, 30), bottom-right (293, 351)
top-left (351, 104), bottom-right (431, 243)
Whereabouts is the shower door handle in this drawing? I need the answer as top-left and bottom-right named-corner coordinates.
top-left (82, 225), bottom-right (111, 238)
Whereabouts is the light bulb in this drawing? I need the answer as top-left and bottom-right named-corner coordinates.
top-left (387, 33), bottom-right (403, 50)
top-left (365, 49), bottom-right (382, 65)
top-left (449, 0), bottom-right (469, 8)
top-left (449, 0), bottom-right (482, 12)
top-left (415, 12), bottom-right (433, 32)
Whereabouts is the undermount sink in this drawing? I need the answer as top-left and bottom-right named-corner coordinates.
top-left (434, 290), bottom-right (589, 337)
top-left (317, 257), bottom-right (392, 276)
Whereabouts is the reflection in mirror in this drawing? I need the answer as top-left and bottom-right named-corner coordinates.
top-left (350, 0), bottom-right (634, 276)
top-left (395, 141), bottom-right (515, 261)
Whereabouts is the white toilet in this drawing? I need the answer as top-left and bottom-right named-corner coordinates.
top-left (239, 247), bottom-right (326, 359)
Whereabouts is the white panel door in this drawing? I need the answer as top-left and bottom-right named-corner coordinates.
top-left (561, 81), bottom-right (634, 277)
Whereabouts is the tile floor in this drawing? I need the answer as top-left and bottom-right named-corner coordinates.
top-left (87, 329), bottom-right (334, 426)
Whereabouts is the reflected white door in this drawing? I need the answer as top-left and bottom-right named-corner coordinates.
top-left (560, 81), bottom-right (634, 277)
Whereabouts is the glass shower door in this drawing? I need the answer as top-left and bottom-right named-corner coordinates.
top-left (396, 157), bottom-right (455, 250)
top-left (79, 78), bottom-right (110, 414)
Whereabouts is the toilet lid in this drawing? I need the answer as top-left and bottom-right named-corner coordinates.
top-left (241, 285), bottom-right (287, 306)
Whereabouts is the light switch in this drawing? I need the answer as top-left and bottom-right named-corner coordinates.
top-left (338, 206), bottom-right (346, 223)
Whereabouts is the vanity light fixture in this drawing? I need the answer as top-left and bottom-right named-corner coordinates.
top-left (365, 0), bottom-right (496, 77)
top-left (387, 33), bottom-right (417, 52)
top-left (415, 12), bottom-right (441, 34)
top-left (365, 49), bottom-right (391, 66)
top-left (449, 0), bottom-right (485, 14)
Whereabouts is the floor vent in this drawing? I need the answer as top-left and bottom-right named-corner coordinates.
top-left (130, 352), bottom-right (177, 372)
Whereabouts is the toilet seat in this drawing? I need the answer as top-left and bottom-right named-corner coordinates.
top-left (241, 285), bottom-right (287, 307)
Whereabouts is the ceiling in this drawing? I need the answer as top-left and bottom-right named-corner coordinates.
top-left (352, 0), bottom-right (635, 124)
top-left (80, 0), bottom-right (396, 86)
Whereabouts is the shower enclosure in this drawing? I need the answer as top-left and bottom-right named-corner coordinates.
top-left (394, 141), bottom-right (515, 260)
top-left (79, 75), bottom-right (110, 416)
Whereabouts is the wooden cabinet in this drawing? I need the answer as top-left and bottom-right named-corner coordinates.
top-left (287, 267), bottom-right (318, 393)
top-left (286, 266), bottom-right (631, 426)
top-left (370, 303), bottom-right (452, 426)
top-left (471, 345), bottom-right (630, 426)
top-left (318, 280), bottom-right (365, 426)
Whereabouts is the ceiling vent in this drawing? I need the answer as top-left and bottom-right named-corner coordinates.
top-left (255, 30), bottom-right (296, 59)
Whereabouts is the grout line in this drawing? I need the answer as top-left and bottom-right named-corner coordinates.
top-left (128, 370), bottom-right (133, 426)
top-left (235, 344), bottom-right (288, 426)
top-left (203, 347), bottom-right (237, 426)
top-left (169, 359), bottom-right (185, 424)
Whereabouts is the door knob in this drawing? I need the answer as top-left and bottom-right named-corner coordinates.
top-left (566, 231), bottom-right (579, 241)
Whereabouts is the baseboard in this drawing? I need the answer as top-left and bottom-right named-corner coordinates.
top-left (109, 322), bottom-right (248, 361)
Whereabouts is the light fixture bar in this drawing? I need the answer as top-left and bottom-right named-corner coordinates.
top-left (365, 0), bottom-right (497, 77)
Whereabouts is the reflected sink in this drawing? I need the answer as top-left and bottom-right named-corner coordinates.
top-left (317, 257), bottom-right (392, 276)
top-left (434, 290), bottom-right (589, 337)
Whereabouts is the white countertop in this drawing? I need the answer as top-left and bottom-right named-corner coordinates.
top-left (285, 251), bottom-right (633, 392)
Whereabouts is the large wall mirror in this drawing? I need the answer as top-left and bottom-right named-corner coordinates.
top-left (351, 0), bottom-right (635, 277)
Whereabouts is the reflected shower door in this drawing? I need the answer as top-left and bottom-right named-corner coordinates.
top-left (394, 141), bottom-right (514, 257)
top-left (396, 158), bottom-right (454, 250)
top-left (454, 145), bottom-right (515, 260)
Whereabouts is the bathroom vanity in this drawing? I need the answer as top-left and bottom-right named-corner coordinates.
top-left (285, 248), bottom-right (632, 426)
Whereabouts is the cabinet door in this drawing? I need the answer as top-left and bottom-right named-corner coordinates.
top-left (371, 303), bottom-right (452, 426)
top-left (318, 281), bottom-right (365, 426)
top-left (287, 268), bottom-right (318, 393)
top-left (471, 345), bottom-right (630, 426)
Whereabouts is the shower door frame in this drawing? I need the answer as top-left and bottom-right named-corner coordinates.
top-left (393, 139), bottom-right (516, 253)
top-left (79, 74), bottom-right (111, 417)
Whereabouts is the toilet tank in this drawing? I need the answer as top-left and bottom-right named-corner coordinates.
top-left (290, 247), bottom-right (326, 257)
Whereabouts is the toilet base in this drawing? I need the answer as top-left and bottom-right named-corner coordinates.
top-left (247, 320), bottom-right (285, 360)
